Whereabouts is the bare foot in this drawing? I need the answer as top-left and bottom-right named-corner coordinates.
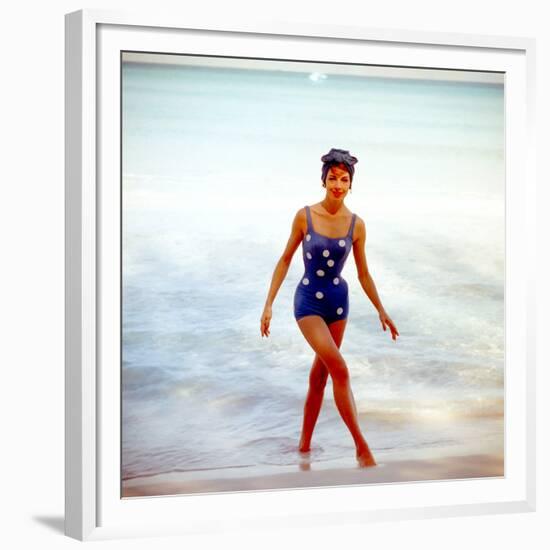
top-left (356, 448), bottom-right (377, 468)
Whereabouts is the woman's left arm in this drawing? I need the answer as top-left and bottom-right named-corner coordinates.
top-left (352, 217), bottom-right (399, 341)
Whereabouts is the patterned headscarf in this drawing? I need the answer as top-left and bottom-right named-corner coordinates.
top-left (321, 148), bottom-right (359, 185)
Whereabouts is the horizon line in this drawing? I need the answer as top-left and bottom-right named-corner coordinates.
top-left (122, 51), bottom-right (504, 85)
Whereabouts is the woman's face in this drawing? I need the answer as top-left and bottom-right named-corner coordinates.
top-left (324, 164), bottom-right (351, 199)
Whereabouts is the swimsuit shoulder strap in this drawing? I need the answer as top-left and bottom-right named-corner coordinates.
top-left (304, 205), bottom-right (313, 233)
top-left (347, 213), bottom-right (357, 238)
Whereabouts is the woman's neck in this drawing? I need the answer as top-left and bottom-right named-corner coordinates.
top-left (320, 198), bottom-right (345, 215)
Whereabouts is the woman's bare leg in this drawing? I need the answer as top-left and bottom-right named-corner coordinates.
top-left (296, 315), bottom-right (376, 467)
top-left (299, 319), bottom-right (347, 452)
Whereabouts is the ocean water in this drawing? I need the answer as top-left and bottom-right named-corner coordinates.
top-left (121, 60), bottom-right (504, 481)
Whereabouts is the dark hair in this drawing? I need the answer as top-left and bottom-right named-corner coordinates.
top-left (321, 148), bottom-right (358, 187)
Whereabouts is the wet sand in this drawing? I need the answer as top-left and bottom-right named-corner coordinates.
top-left (122, 443), bottom-right (504, 498)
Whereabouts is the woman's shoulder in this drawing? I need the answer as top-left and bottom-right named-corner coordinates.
top-left (295, 205), bottom-right (308, 219)
top-left (352, 214), bottom-right (366, 239)
top-left (351, 212), bottom-right (365, 226)
top-left (291, 206), bottom-right (308, 233)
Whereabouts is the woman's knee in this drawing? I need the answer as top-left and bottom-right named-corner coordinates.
top-left (323, 355), bottom-right (350, 385)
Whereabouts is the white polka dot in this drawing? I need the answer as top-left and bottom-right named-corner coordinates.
top-left (315, 291), bottom-right (324, 299)
top-left (306, 234), bottom-right (311, 241)
top-left (336, 307), bottom-right (344, 315)
top-left (333, 277), bottom-right (339, 285)
top-left (306, 252), bottom-right (312, 259)
top-left (327, 259), bottom-right (334, 267)
top-left (338, 239), bottom-right (346, 247)
top-left (322, 249), bottom-right (330, 257)
top-left (316, 269), bottom-right (325, 277)
top-left (302, 278), bottom-right (309, 285)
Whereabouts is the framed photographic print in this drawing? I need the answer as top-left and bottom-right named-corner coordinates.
top-left (65, 9), bottom-right (537, 541)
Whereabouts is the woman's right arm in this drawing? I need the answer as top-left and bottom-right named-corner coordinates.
top-left (260, 209), bottom-right (305, 337)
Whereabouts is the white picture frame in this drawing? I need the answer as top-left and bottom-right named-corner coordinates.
top-left (65, 8), bottom-right (537, 541)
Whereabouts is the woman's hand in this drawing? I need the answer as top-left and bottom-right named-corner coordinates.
top-left (260, 305), bottom-right (272, 337)
top-left (379, 309), bottom-right (399, 341)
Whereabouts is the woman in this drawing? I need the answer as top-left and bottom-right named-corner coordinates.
top-left (260, 148), bottom-right (399, 468)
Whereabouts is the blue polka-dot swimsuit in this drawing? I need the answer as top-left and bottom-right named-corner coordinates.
top-left (294, 205), bottom-right (357, 325)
